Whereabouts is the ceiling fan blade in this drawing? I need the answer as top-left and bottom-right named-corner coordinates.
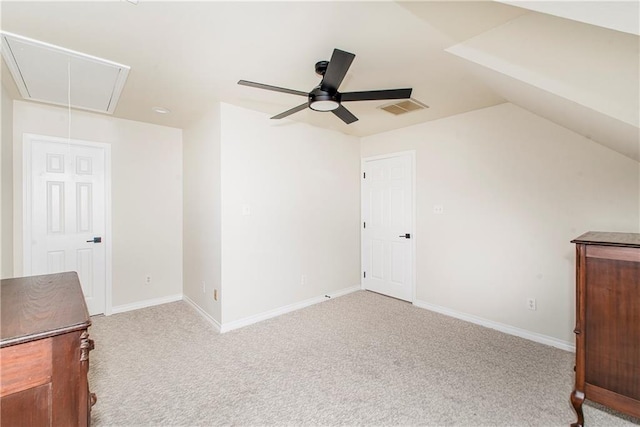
top-left (321, 49), bottom-right (355, 92)
top-left (271, 103), bottom-right (308, 120)
top-left (341, 88), bottom-right (412, 102)
top-left (238, 80), bottom-right (308, 97)
top-left (332, 105), bottom-right (358, 124)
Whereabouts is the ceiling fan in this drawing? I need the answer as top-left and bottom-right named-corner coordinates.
top-left (238, 48), bottom-right (412, 124)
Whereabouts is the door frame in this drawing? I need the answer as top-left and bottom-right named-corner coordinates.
top-left (23, 133), bottom-right (113, 315)
top-left (361, 150), bottom-right (416, 303)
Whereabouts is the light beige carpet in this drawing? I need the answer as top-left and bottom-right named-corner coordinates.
top-left (89, 290), bottom-right (639, 426)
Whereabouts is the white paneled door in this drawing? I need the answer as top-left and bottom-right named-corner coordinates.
top-left (26, 135), bottom-right (108, 315)
top-left (362, 152), bottom-right (414, 301)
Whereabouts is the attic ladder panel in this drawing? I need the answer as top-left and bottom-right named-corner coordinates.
top-left (1, 32), bottom-right (130, 114)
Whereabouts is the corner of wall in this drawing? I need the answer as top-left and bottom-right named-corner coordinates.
top-left (182, 104), bottom-right (222, 325)
top-left (218, 103), bottom-right (361, 324)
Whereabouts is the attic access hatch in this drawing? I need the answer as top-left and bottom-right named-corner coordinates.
top-left (1, 31), bottom-right (130, 114)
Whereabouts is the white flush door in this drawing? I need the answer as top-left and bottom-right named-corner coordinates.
top-left (362, 152), bottom-right (414, 301)
top-left (26, 135), bottom-right (108, 315)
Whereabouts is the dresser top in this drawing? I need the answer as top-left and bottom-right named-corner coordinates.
top-left (572, 231), bottom-right (640, 248)
top-left (1, 272), bottom-right (91, 348)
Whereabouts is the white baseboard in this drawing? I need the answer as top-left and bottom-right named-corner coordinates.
top-left (330, 284), bottom-right (363, 298)
top-left (220, 284), bottom-right (361, 333)
top-left (111, 293), bottom-right (183, 315)
top-left (413, 299), bottom-right (575, 352)
top-left (182, 294), bottom-right (221, 333)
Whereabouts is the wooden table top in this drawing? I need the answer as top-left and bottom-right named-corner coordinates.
top-left (1, 272), bottom-right (91, 348)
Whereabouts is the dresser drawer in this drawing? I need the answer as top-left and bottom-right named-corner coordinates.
top-left (0, 383), bottom-right (52, 425)
top-left (0, 338), bottom-right (52, 397)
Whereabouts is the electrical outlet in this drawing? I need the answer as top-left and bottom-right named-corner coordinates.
top-left (433, 205), bottom-right (444, 214)
top-left (145, 275), bottom-right (152, 285)
top-left (213, 289), bottom-right (218, 301)
top-left (301, 274), bottom-right (306, 285)
top-left (202, 281), bottom-right (206, 294)
top-left (527, 298), bottom-right (537, 311)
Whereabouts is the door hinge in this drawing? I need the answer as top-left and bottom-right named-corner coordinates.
top-left (363, 221), bottom-right (366, 229)
top-left (363, 172), bottom-right (366, 179)
top-left (363, 271), bottom-right (366, 278)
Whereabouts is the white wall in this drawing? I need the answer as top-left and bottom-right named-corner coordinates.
top-left (12, 101), bottom-right (183, 308)
top-left (1, 84), bottom-right (13, 278)
top-left (220, 103), bottom-right (361, 324)
top-left (183, 105), bottom-right (222, 324)
top-left (361, 103), bottom-right (640, 345)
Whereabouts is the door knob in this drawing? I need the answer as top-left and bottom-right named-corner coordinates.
top-left (86, 237), bottom-right (102, 243)
top-left (399, 233), bottom-right (411, 239)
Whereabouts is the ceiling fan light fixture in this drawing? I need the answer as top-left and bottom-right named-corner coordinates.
top-left (309, 87), bottom-right (340, 112)
top-left (310, 99), bottom-right (340, 112)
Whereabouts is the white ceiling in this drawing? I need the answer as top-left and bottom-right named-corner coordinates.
top-left (445, 10), bottom-right (639, 160)
top-left (496, 0), bottom-right (640, 35)
top-left (0, 1), bottom-right (522, 136)
top-left (1, 1), bottom-right (638, 160)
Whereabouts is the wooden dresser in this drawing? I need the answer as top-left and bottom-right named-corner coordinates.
top-left (0, 272), bottom-right (96, 426)
top-left (570, 232), bottom-right (640, 426)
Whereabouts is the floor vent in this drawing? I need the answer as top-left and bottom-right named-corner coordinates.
top-left (379, 99), bottom-right (429, 115)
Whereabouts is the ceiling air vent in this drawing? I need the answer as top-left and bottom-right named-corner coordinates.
top-left (379, 99), bottom-right (429, 116)
top-left (1, 31), bottom-right (130, 114)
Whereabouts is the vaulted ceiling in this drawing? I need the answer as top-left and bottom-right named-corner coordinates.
top-left (1, 1), bottom-right (638, 161)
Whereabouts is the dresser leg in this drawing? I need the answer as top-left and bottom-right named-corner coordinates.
top-left (570, 389), bottom-right (585, 427)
